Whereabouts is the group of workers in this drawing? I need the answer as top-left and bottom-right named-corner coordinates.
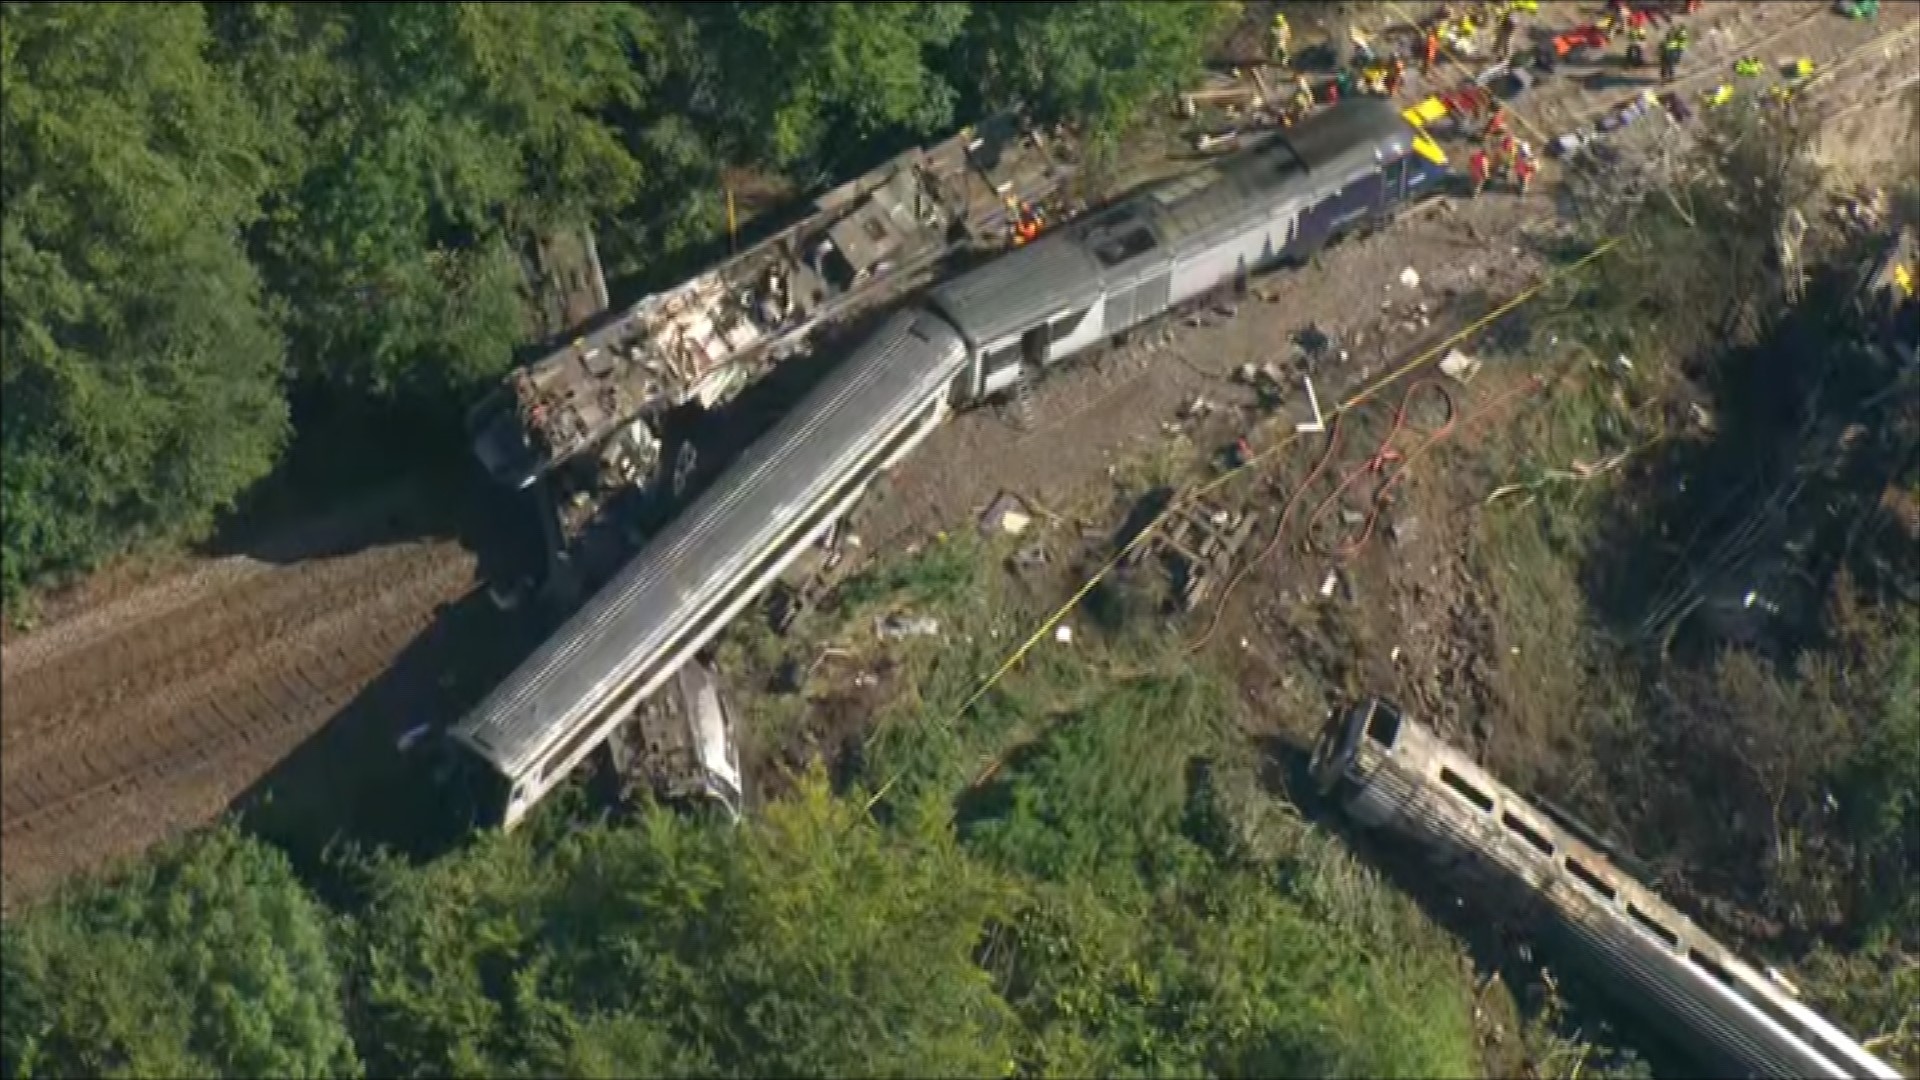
top-left (1597, 1), bottom-right (1696, 81)
top-left (1467, 119), bottom-right (1538, 197)
top-left (1422, 1), bottom-right (1540, 74)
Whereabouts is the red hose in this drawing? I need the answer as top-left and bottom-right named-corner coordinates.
top-left (1187, 373), bottom-right (1545, 653)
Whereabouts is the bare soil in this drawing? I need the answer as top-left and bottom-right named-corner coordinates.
top-left (0, 484), bottom-right (484, 909)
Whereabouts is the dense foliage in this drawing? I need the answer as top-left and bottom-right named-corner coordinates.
top-left (0, 0), bottom-right (1237, 606)
top-left (0, 827), bottom-right (358, 1079)
top-left (1, 4), bottom-right (289, 602)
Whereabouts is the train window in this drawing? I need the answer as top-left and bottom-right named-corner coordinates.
top-left (1688, 948), bottom-right (1735, 987)
top-left (1628, 903), bottom-right (1681, 950)
top-left (1500, 811), bottom-right (1555, 858)
top-left (1563, 856), bottom-right (1618, 901)
top-left (981, 340), bottom-right (1023, 377)
top-left (1383, 156), bottom-right (1410, 200)
top-left (1439, 767), bottom-right (1495, 814)
top-left (1364, 704), bottom-right (1401, 747)
top-left (1092, 226), bottom-right (1158, 268)
top-left (1048, 307), bottom-right (1091, 344)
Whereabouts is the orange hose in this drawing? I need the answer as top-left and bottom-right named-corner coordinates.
top-left (1187, 373), bottom-right (1544, 653)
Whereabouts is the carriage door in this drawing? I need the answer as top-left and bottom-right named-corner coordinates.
top-left (1383, 155), bottom-right (1411, 207)
top-left (978, 338), bottom-right (1025, 397)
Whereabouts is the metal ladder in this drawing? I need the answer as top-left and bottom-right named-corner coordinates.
top-left (1009, 362), bottom-right (1039, 432)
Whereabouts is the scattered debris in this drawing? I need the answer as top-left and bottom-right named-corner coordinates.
top-left (1615, 353), bottom-right (1635, 371)
top-left (876, 614), bottom-right (942, 641)
top-left (1009, 542), bottom-right (1051, 572)
top-left (1321, 570), bottom-right (1340, 599)
top-left (1195, 129), bottom-right (1242, 155)
top-left (1399, 267), bottom-right (1422, 290)
top-left (1439, 348), bottom-right (1484, 384)
top-left (1054, 624), bottom-right (1074, 644)
top-left (980, 492), bottom-right (1033, 536)
top-left (1124, 499), bottom-right (1254, 612)
top-left (1180, 395), bottom-right (1217, 421)
top-left (1294, 324), bottom-right (1334, 357)
top-left (1294, 375), bottom-right (1326, 434)
top-left (397, 723), bottom-right (434, 753)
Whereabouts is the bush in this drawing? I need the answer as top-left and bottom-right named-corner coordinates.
top-left (0, 827), bottom-right (358, 1079)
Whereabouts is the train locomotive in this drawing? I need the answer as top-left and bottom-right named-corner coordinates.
top-left (1310, 698), bottom-right (1901, 1080)
top-left (449, 100), bottom-right (1452, 830)
top-left (927, 97), bottom-right (1450, 406)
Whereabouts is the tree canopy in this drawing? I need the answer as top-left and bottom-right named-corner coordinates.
top-left (1, 2), bottom-right (288, 601)
top-left (0, 826), bottom-right (358, 1079)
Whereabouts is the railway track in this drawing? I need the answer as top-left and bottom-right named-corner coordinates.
top-left (0, 528), bottom-right (481, 905)
top-left (0, 543), bottom-right (476, 835)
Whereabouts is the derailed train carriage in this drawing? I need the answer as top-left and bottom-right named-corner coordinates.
top-left (447, 100), bottom-right (1452, 829)
top-left (1310, 699), bottom-right (1901, 1080)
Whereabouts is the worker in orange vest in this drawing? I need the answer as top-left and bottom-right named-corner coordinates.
top-left (1495, 132), bottom-right (1519, 178)
top-left (1469, 148), bottom-right (1491, 197)
top-left (1423, 28), bottom-right (1441, 74)
top-left (1512, 142), bottom-right (1537, 195)
top-left (1386, 56), bottom-right (1407, 97)
top-left (1483, 104), bottom-right (1510, 143)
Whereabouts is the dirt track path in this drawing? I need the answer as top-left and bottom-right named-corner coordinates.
top-left (0, 490), bottom-right (481, 908)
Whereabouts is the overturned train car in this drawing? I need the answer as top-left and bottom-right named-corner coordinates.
top-left (1310, 699), bottom-right (1901, 1080)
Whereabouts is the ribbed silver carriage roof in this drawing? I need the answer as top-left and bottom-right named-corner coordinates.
top-left (926, 234), bottom-right (1105, 348)
top-left (454, 309), bottom-right (968, 776)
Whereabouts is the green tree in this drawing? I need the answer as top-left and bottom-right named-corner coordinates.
top-left (962, 1), bottom-right (1241, 143)
top-left (210, 2), bottom-right (660, 401)
top-left (687, 1), bottom-right (970, 170)
top-left (353, 779), bottom-right (1019, 1078)
top-left (0, 826), bottom-right (359, 1079)
top-left (1, 1), bottom-right (289, 603)
top-left (958, 674), bottom-right (1479, 1078)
